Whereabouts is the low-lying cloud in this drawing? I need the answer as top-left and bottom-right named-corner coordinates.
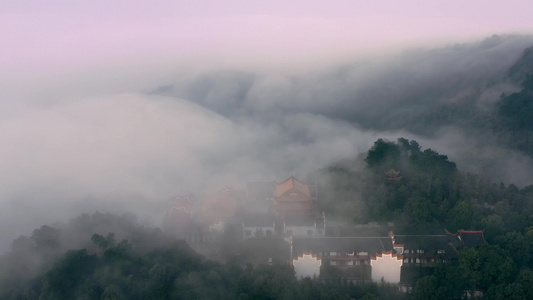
top-left (0, 92), bottom-right (395, 251)
top-left (2, 34), bottom-right (533, 252)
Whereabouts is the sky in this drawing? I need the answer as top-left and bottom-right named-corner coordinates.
top-left (2, 0), bottom-right (533, 74)
top-left (1, 0), bottom-right (533, 252)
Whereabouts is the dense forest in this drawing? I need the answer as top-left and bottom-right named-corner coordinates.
top-left (313, 137), bottom-right (533, 299)
top-left (1, 137), bottom-right (532, 299)
top-left (0, 212), bottom-right (388, 300)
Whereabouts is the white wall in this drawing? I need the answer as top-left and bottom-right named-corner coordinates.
top-left (370, 252), bottom-right (402, 284)
top-left (293, 254), bottom-right (321, 280)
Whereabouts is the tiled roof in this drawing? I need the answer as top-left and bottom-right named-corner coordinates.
top-left (458, 230), bottom-right (486, 248)
top-left (371, 250), bottom-right (402, 261)
top-left (292, 237), bottom-right (393, 258)
top-left (394, 235), bottom-right (460, 258)
top-left (274, 177), bottom-right (311, 198)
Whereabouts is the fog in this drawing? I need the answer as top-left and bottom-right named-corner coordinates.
top-left (0, 89), bottom-right (392, 251)
top-left (2, 34), bottom-right (533, 252)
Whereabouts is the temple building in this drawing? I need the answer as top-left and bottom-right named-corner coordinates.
top-left (273, 177), bottom-right (315, 216)
top-left (202, 187), bottom-right (238, 226)
top-left (291, 236), bottom-right (398, 283)
top-left (163, 195), bottom-right (196, 233)
top-left (271, 177), bottom-right (325, 238)
top-left (290, 230), bottom-right (486, 284)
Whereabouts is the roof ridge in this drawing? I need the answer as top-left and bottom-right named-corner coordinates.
top-left (394, 235), bottom-right (448, 237)
top-left (293, 236), bottom-right (391, 239)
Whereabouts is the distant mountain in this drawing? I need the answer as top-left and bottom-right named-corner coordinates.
top-left (509, 46), bottom-right (533, 84)
top-left (150, 35), bottom-right (533, 186)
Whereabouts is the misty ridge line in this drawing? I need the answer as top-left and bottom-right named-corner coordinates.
top-left (150, 34), bottom-right (533, 184)
top-left (1, 135), bottom-right (531, 299)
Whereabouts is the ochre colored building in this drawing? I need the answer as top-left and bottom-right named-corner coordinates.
top-left (273, 177), bottom-right (315, 216)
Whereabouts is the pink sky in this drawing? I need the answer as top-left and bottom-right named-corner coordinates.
top-left (2, 0), bottom-right (532, 74)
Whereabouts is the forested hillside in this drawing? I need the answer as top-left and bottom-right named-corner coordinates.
top-left (312, 137), bottom-right (533, 298)
top-left (1, 137), bottom-right (532, 299)
top-left (0, 212), bottom-right (384, 300)
top-left (1, 38), bottom-right (533, 299)
top-left (316, 138), bottom-right (533, 232)
top-left (315, 137), bottom-right (533, 239)
top-left (494, 73), bottom-right (533, 157)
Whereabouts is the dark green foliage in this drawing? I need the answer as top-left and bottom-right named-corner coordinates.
top-left (494, 232), bottom-right (530, 267)
top-left (365, 138), bottom-right (402, 168)
top-left (92, 232), bottom-right (117, 250)
top-left (497, 76), bottom-right (533, 132)
top-left (316, 136), bottom-right (533, 298)
top-left (40, 249), bottom-right (98, 300)
top-left (413, 275), bottom-right (439, 300)
top-left (0, 213), bottom-right (366, 300)
top-left (516, 270), bottom-right (533, 299)
top-left (3, 132), bottom-right (533, 298)
top-left (459, 245), bottom-right (516, 290)
top-left (508, 47), bottom-right (533, 83)
top-left (237, 264), bottom-right (296, 300)
top-left (31, 225), bottom-right (61, 250)
top-left (316, 136), bottom-right (533, 240)
top-left (487, 282), bottom-right (526, 300)
top-left (491, 73), bottom-right (533, 157)
top-left (362, 138), bottom-right (460, 232)
top-left (416, 245), bottom-right (521, 299)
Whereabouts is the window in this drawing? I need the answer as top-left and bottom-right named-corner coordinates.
top-left (404, 249), bottom-right (410, 254)
top-left (330, 252), bottom-right (337, 256)
top-left (347, 252), bottom-right (355, 256)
